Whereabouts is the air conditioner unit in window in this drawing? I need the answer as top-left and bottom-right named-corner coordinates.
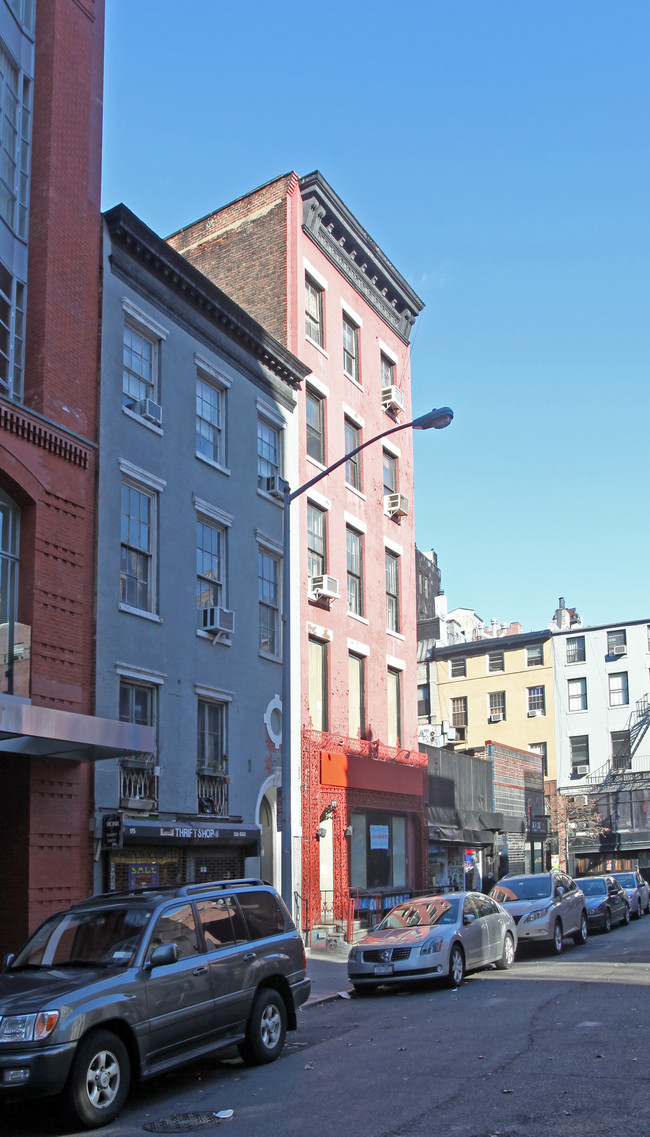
top-left (265, 474), bottom-right (288, 500)
top-left (201, 606), bottom-right (235, 635)
top-left (385, 493), bottom-right (409, 518)
top-left (527, 709), bottom-right (543, 717)
top-left (309, 574), bottom-right (340, 601)
top-left (489, 713), bottom-right (504, 723)
top-left (137, 398), bottom-right (163, 426)
top-left (612, 644), bottom-right (627, 656)
top-left (574, 764), bottom-right (589, 775)
top-left (446, 726), bottom-right (457, 740)
top-left (381, 385), bottom-right (404, 413)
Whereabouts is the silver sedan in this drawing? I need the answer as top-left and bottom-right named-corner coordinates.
top-left (347, 891), bottom-right (517, 993)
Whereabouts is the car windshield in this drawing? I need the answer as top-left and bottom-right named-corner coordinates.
top-left (491, 876), bottom-right (553, 903)
top-left (377, 898), bottom-right (459, 929)
top-left (577, 879), bottom-right (606, 897)
top-left (11, 906), bottom-right (152, 968)
top-left (612, 873), bottom-right (636, 888)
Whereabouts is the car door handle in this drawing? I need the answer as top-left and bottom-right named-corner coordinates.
top-left (242, 952), bottom-right (256, 961)
top-left (193, 965), bottom-right (208, 976)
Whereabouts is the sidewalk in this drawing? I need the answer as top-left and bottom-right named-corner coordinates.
top-left (305, 948), bottom-right (353, 1004)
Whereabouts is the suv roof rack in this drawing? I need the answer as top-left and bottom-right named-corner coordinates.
top-left (175, 878), bottom-right (265, 896)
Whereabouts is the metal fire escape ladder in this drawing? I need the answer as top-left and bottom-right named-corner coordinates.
top-left (581, 693), bottom-right (650, 793)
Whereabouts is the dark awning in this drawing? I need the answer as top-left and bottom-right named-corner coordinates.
top-left (429, 825), bottom-right (464, 841)
top-left (0, 698), bottom-right (154, 762)
top-left (479, 811), bottom-right (504, 832)
top-left (121, 817), bottom-right (260, 852)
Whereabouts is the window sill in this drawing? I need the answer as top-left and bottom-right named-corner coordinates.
top-left (119, 604), bottom-right (162, 623)
top-left (344, 371), bottom-right (363, 392)
top-left (196, 452), bottom-right (231, 476)
top-left (259, 649), bottom-right (282, 663)
top-left (348, 612), bottom-right (369, 626)
top-left (305, 335), bottom-right (328, 358)
top-left (122, 405), bottom-right (163, 435)
top-left (257, 486), bottom-right (283, 507)
top-left (387, 629), bottom-right (405, 641)
top-left (306, 454), bottom-right (327, 474)
top-left (345, 483), bottom-right (366, 501)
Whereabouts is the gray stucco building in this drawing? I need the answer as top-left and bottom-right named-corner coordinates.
top-left (93, 205), bottom-right (309, 893)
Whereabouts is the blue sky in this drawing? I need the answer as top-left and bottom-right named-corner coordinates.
top-left (102, 1), bottom-right (649, 632)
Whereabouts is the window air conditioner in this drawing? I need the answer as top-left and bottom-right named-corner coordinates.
top-left (612, 644), bottom-right (626, 656)
top-left (385, 493), bottom-right (409, 518)
top-left (137, 398), bottom-right (163, 426)
top-left (488, 713), bottom-right (504, 723)
top-left (309, 574), bottom-right (340, 601)
top-left (446, 726), bottom-right (457, 740)
top-left (527, 709), bottom-right (543, 717)
top-left (201, 606), bottom-right (235, 635)
top-left (381, 385), bottom-right (404, 413)
top-left (574, 764), bottom-right (589, 775)
top-left (265, 474), bottom-right (288, 500)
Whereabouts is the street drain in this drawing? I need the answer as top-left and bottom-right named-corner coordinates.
top-left (143, 1113), bottom-right (221, 1133)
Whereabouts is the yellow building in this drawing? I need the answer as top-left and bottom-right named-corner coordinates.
top-left (434, 631), bottom-right (556, 781)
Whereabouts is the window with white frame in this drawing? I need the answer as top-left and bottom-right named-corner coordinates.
top-left (196, 371), bottom-right (225, 465)
top-left (387, 667), bottom-right (401, 747)
top-left (488, 651), bottom-right (504, 672)
top-left (380, 352), bottom-right (395, 388)
top-left (197, 698), bottom-right (228, 772)
top-left (123, 321), bottom-right (156, 412)
top-left (568, 677), bottom-right (587, 712)
top-left (529, 741), bottom-right (548, 776)
top-left (120, 480), bottom-right (155, 612)
top-left (385, 551), bottom-right (400, 633)
top-left (566, 636), bottom-right (585, 663)
top-left (306, 388), bottom-right (325, 464)
top-left (607, 629), bottom-right (627, 656)
top-left (489, 691), bottom-right (506, 719)
top-left (307, 503), bottom-right (326, 578)
top-left (609, 672), bottom-right (629, 707)
top-left (451, 696), bottom-right (467, 739)
top-left (8, 1), bottom-right (35, 32)
top-left (527, 685), bottom-right (545, 714)
top-left (308, 636), bottom-right (328, 731)
top-left (342, 314), bottom-right (360, 381)
top-left (305, 275), bottom-right (324, 347)
top-left (346, 527), bottom-right (363, 616)
top-left (196, 518), bottom-right (224, 613)
top-left (258, 548), bottom-right (280, 657)
top-left (570, 735), bottom-right (589, 773)
top-left (344, 417), bottom-right (361, 490)
top-left (526, 644), bottom-right (544, 667)
top-left (0, 262), bottom-right (24, 400)
top-left (0, 40), bottom-right (31, 238)
top-left (450, 657), bottom-right (466, 678)
top-left (257, 416), bottom-right (281, 488)
top-left (348, 652), bottom-right (365, 740)
top-left (383, 449), bottom-right (397, 496)
top-left (119, 680), bottom-right (154, 731)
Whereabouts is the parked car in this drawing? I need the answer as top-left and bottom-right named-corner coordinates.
top-left (490, 871), bottom-right (587, 954)
top-left (347, 891), bottom-right (517, 994)
top-left (575, 875), bottom-right (630, 931)
top-left (611, 871), bottom-right (650, 918)
top-left (0, 878), bottom-right (310, 1128)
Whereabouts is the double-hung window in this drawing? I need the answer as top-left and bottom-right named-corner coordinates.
top-left (607, 629), bottom-right (627, 656)
top-left (527, 685), bottom-right (546, 714)
top-left (383, 449), bottom-right (397, 496)
top-left (609, 672), bottom-right (629, 707)
top-left (196, 518), bottom-right (225, 613)
top-left (387, 667), bottom-right (401, 747)
top-left (307, 503), bottom-right (326, 578)
top-left (258, 547), bottom-right (281, 658)
top-left (119, 680), bottom-right (154, 731)
top-left (342, 315), bottom-right (359, 382)
top-left (196, 370), bottom-right (227, 467)
top-left (120, 481), bottom-right (154, 613)
top-left (450, 657), bottom-right (466, 678)
top-left (568, 677), bottom-right (587, 712)
top-left (526, 644), bottom-right (544, 667)
top-left (308, 636), bottom-right (328, 731)
top-left (257, 416), bottom-right (281, 488)
top-left (344, 418), bottom-right (361, 490)
top-left (385, 551), bottom-right (400, 633)
top-left (348, 653), bottom-right (366, 740)
top-left (0, 262), bottom-right (24, 400)
top-left (451, 696), bottom-right (467, 739)
top-left (305, 275), bottom-right (324, 346)
top-left (570, 735), bottom-right (589, 773)
top-left (197, 698), bottom-right (228, 772)
top-left (346, 527), bottom-right (363, 616)
top-left (123, 323), bottom-right (155, 411)
top-left (306, 388), bottom-right (325, 464)
top-left (488, 651), bottom-right (504, 672)
top-left (380, 353), bottom-right (395, 389)
top-left (0, 40), bottom-right (32, 239)
top-left (489, 691), bottom-right (506, 719)
top-left (566, 636), bottom-right (585, 663)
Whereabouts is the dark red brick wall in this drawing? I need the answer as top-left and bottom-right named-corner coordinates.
top-left (167, 174), bottom-right (291, 343)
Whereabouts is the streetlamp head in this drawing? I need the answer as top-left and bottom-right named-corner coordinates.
top-left (412, 406), bottom-right (454, 431)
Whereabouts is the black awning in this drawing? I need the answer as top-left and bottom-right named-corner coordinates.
top-left (121, 817), bottom-right (260, 853)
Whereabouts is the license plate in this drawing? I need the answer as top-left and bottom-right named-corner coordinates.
top-left (374, 964), bottom-right (393, 976)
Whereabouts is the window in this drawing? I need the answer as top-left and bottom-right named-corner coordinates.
top-left (0, 262), bottom-right (24, 400)
top-left (387, 668), bottom-right (401, 747)
top-left (308, 637), bottom-right (328, 731)
top-left (607, 629), bottom-right (627, 656)
top-left (348, 653), bottom-right (365, 739)
top-left (258, 550), bottom-right (280, 657)
top-left (123, 322), bottom-right (156, 411)
top-left (527, 686), bottom-right (545, 714)
top-left (307, 503), bottom-right (326, 578)
top-left (119, 681), bottom-right (154, 730)
top-left (8, 1), bottom-right (35, 32)
top-left (238, 891), bottom-right (285, 938)
top-left (0, 41), bottom-right (31, 237)
top-left (526, 644), bottom-right (544, 667)
top-left (570, 735), bottom-right (589, 773)
top-left (197, 896), bottom-right (247, 948)
top-left (609, 672), bottom-right (629, 707)
top-left (489, 691), bottom-right (506, 719)
top-left (488, 651), bottom-right (504, 672)
top-left (380, 353), bottom-right (395, 388)
top-left (566, 636), bottom-right (585, 664)
top-left (257, 417), bottom-right (281, 488)
top-left (196, 519), bottom-right (224, 612)
top-left (150, 903), bottom-right (199, 960)
top-left (385, 551), bottom-right (400, 633)
top-left (120, 481), bottom-right (154, 612)
top-left (418, 682), bottom-right (431, 721)
top-left (529, 742), bottom-right (548, 776)
top-left (451, 696), bottom-right (467, 739)
top-left (306, 388), bottom-right (325, 464)
top-left (346, 527), bottom-right (363, 615)
top-left (305, 275), bottom-right (324, 346)
top-left (196, 373), bottom-right (225, 465)
top-left (611, 730), bottom-right (631, 771)
top-left (383, 449), bottom-right (397, 496)
top-left (568, 677), bottom-right (587, 712)
top-left (344, 418), bottom-right (361, 490)
top-left (197, 698), bottom-right (228, 772)
top-left (0, 488), bottom-right (21, 695)
top-left (450, 657), bottom-right (466, 678)
top-left (342, 315), bottom-right (359, 381)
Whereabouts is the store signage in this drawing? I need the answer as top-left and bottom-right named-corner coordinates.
top-left (370, 824), bottom-right (389, 850)
top-left (102, 813), bottom-right (123, 849)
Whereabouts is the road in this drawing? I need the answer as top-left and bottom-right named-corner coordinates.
top-left (2, 916), bottom-right (650, 1137)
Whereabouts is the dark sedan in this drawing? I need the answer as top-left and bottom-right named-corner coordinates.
top-left (576, 875), bottom-right (630, 932)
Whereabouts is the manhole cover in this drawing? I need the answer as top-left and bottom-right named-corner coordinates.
top-left (143, 1113), bottom-right (220, 1133)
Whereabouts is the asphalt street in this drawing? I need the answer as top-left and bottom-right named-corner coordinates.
top-left (3, 917), bottom-right (650, 1137)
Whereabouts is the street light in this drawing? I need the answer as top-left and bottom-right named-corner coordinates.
top-left (280, 406), bottom-right (454, 911)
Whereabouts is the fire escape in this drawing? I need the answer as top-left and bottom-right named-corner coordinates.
top-left (583, 694), bottom-right (650, 793)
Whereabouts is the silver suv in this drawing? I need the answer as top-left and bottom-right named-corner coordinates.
top-left (0, 878), bottom-right (310, 1128)
top-left (490, 871), bottom-right (588, 954)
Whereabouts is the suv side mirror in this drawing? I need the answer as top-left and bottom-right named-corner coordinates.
top-left (147, 942), bottom-right (180, 969)
top-left (1, 953), bottom-right (14, 972)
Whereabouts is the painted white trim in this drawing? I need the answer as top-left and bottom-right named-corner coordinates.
top-left (195, 451), bottom-right (231, 477)
top-left (115, 662), bottom-right (166, 685)
top-left (122, 297), bottom-right (169, 340)
top-left (255, 528), bottom-right (283, 557)
top-left (344, 511), bottom-right (367, 533)
top-left (378, 339), bottom-right (399, 365)
top-left (382, 438), bottom-right (401, 458)
top-left (306, 488), bottom-right (331, 511)
top-left (384, 536), bottom-right (403, 555)
top-left (194, 683), bottom-right (234, 702)
top-left (193, 494), bottom-right (233, 527)
top-left (303, 258), bottom-right (329, 291)
top-left (256, 397), bottom-right (287, 428)
top-left (347, 638), bottom-right (370, 657)
top-left (342, 402), bottom-right (365, 428)
top-left (348, 612), bottom-right (369, 626)
top-left (118, 458), bottom-right (166, 493)
top-left (386, 655), bottom-right (406, 671)
top-left (119, 604), bottom-right (162, 624)
top-left (340, 297), bottom-right (363, 327)
top-left (306, 622), bottom-right (333, 642)
top-left (306, 374), bottom-right (330, 398)
top-left (122, 405), bottom-right (163, 434)
top-left (194, 352), bottom-right (232, 388)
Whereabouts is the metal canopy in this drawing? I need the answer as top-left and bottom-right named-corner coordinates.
top-left (0, 698), bottom-right (155, 762)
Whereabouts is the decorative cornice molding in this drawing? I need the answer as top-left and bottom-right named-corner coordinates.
top-left (299, 172), bottom-right (425, 345)
top-left (0, 402), bottom-right (92, 468)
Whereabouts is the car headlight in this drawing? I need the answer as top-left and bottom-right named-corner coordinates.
top-left (0, 1011), bottom-right (59, 1043)
top-left (420, 937), bottom-right (443, 956)
top-left (523, 906), bottom-right (550, 924)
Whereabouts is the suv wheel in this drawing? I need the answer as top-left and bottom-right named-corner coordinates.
top-left (572, 911), bottom-right (588, 946)
top-left (550, 920), bottom-right (563, 955)
top-left (239, 987), bottom-right (287, 1065)
top-left (66, 1029), bottom-right (130, 1128)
